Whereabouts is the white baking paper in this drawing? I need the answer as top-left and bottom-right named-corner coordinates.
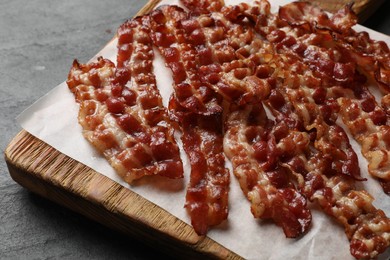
top-left (17, 0), bottom-right (390, 259)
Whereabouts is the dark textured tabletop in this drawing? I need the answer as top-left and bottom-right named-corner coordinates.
top-left (1, 1), bottom-right (390, 259)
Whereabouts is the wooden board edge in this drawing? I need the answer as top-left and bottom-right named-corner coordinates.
top-left (354, 0), bottom-right (386, 23)
top-left (4, 130), bottom-right (242, 260)
top-left (303, 0), bottom-right (386, 22)
top-left (135, 0), bottom-right (161, 17)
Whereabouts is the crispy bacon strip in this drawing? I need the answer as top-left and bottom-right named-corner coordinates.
top-left (277, 1), bottom-right (357, 35)
top-left (149, 6), bottom-right (229, 235)
top-left (150, 7), bottom-right (222, 116)
top-left (181, 0), bottom-right (224, 14)
top-left (67, 16), bottom-right (183, 183)
top-left (303, 152), bottom-right (390, 260)
top-left (341, 30), bottom-right (390, 92)
top-left (338, 94), bottom-right (390, 193)
top-left (224, 104), bottom-right (312, 238)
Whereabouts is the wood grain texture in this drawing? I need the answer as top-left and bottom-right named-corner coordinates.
top-left (5, 130), bottom-right (241, 260)
top-left (3, 0), bottom-right (385, 259)
top-left (308, 0), bottom-right (386, 22)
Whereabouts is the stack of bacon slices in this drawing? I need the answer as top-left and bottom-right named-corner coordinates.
top-left (66, 0), bottom-right (390, 258)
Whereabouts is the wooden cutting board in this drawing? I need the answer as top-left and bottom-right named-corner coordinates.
top-left (4, 0), bottom-right (385, 259)
top-left (5, 130), bottom-right (237, 259)
top-left (310, 0), bottom-right (385, 22)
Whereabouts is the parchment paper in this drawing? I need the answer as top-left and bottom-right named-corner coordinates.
top-left (17, 0), bottom-right (390, 259)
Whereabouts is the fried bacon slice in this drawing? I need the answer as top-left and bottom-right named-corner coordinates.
top-left (149, 6), bottom-right (229, 235)
top-left (298, 147), bottom-right (390, 259)
top-left (301, 149), bottom-right (390, 259)
top-left (150, 6), bottom-right (222, 116)
top-left (181, 0), bottom-right (224, 14)
top-left (338, 92), bottom-right (390, 193)
top-left (67, 16), bottom-right (183, 183)
top-left (224, 104), bottom-right (312, 238)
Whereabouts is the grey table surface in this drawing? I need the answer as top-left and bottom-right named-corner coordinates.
top-left (1, 1), bottom-right (390, 259)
